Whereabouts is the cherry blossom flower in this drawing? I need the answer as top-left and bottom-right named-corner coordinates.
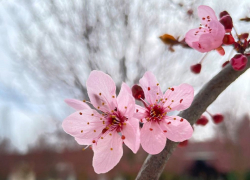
top-left (185, 5), bottom-right (225, 53)
top-left (134, 71), bottom-right (194, 154)
top-left (62, 70), bottom-right (140, 174)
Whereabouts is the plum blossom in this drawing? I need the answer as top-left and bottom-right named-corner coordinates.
top-left (134, 72), bottom-right (194, 154)
top-left (185, 5), bottom-right (225, 53)
top-left (62, 70), bottom-right (140, 174)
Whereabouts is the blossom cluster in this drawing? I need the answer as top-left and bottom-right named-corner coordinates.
top-left (62, 70), bottom-right (194, 173)
top-left (185, 5), bottom-right (249, 73)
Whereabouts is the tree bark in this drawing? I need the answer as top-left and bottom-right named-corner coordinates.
top-left (136, 57), bottom-right (250, 180)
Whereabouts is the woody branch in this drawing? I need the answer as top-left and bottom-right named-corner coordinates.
top-left (136, 56), bottom-right (250, 180)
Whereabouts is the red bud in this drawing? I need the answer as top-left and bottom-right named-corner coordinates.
top-left (178, 140), bottom-right (189, 147)
top-left (190, 63), bottom-right (202, 74)
top-left (196, 115), bottom-right (209, 126)
top-left (219, 11), bottom-right (230, 19)
top-left (230, 54), bottom-right (248, 71)
top-left (223, 34), bottom-right (235, 45)
top-left (222, 61), bottom-right (230, 67)
top-left (212, 114), bottom-right (224, 124)
top-left (220, 15), bottom-right (233, 33)
top-left (132, 85), bottom-right (145, 100)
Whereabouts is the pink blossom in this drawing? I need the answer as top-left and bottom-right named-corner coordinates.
top-left (62, 71), bottom-right (140, 174)
top-left (134, 72), bottom-right (194, 154)
top-left (64, 99), bottom-right (90, 110)
top-left (185, 5), bottom-right (225, 53)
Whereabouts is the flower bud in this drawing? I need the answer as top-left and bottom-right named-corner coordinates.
top-left (223, 34), bottom-right (235, 45)
top-left (212, 114), bottom-right (224, 124)
top-left (196, 115), bottom-right (209, 126)
top-left (219, 15), bottom-right (233, 33)
top-left (219, 11), bottom-right (230, 18)
top-left (132, 85), bottom-right (145, 100)
top-left (178, 140), bottom-right (189, 147)
top-left (230, 54), bottom-right (248, 71)
top-left (190, 63), bottom-right (202, 74)
top-left (222, 61), bottom-right (230, 68)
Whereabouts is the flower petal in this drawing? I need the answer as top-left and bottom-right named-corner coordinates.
top-left (161, 116), bottom-right (193, 142)
top-left (117, 83), bottom-right (135, 118)
top-left (86, 70), bottom-right (117, 112)
top-left (139, 71), bottom-right (163, 104)
top-left (198, 5), bottom-right (218, 23)
top-left (134, 105), bottom-right (148, 122)
top-left (92, 132), bottom-right (123, 174)
top-left (64, 99), bottom-right (90, 110)
top-left (122, 118), bottom-right (140, 153)
top-left (140, 122), bottom-right (166, 154)
top-left (199, 20), bottom-right (225, 51)
top-left (62, 109), bottom-right (105, 145)
top-left (163, 84), bottom-right (194, 112)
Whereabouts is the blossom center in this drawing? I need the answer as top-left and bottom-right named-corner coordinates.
top-left (146, 104), bottom-right (166, 122)
top-left (103, 111), bottom-right (127, 133)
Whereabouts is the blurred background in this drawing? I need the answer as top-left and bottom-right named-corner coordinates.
top-left (1, 0), bottom-right (250, 179)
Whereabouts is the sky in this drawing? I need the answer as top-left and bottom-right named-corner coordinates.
top-left (0, 0), bottom-right (250, 153)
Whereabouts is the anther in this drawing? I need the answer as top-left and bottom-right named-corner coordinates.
top-left (83, 100), bottom-right (86, 102)
top-left (91, 114), bottom-right (94, 116)
top-left (136, 109), bottom-right (139, 112)
top-left (123, 122), bottom-right (126, 125)
top-left (125, 106), bottom-right (127, 109)
top-left (180, 119), bottom-right (184, 122)
top-left (164, 130), bottom-right (167, 133)
top-left (171, 100), bottom-right (174, 102)
top-left (109, 133), bottom-right (112, 136)
top-left (148, 87), bottom-right (151, 91)
top-left (121, 135), bottom-right (125, 140)
top-left (94, 130), bottom-right (96, 132)
top-left (81, 130), bottom-right (83, 133)
top-left (92, 140), bottom-right (96, 143)
top-left (149, 128), bottom-right (153, 131)
top-left (101, 137), bottom-right (103, 139)
top-left (180, 99), bottom-right (183, 103)
top-left (79, 112), bottom-right (82, 115)
top-left (174, 118), bottom-right (176, 120)
top-left (157, 83), bottom-right (159, 86)
top-left (99, 93), bottom-right (102, 96)
top-left (87, 122), bottom-right (90, 125)
top-left (167, 122), bottom-right (171, 124)
top-left (171, 88), bottom-right (174, 91)
top-left (110, 148), bottom-right (113, 151)
top-left (202, 17), bottom-right (205, 20)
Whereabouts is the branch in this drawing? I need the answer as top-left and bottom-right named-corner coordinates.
top-left (136, 56), bottom-right (250, 180)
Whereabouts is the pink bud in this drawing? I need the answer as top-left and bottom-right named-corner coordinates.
top-left (212, 114), bottom-right (224, 124)
top-left (178, 140), bottom-right (189, 147)
top-left (230, 54), bottom-right (248, 71)
top-left (132, 85), bottom-right (145, 100)
top-left (219, 11), bottom-right (230, 19)
top-left (219, 15), bottom-right (233, 33)
top-left (223, 34), bottom-right (235, 45)
top-left (196, 115), bottom-right (209, 126)
top-left (190, 63), bottom-right (202, 74)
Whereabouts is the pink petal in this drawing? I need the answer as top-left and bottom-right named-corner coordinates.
top-left (92, 132), bottom-right (123, 174)
top-left (62, 109), bottom-right (105, 145)
top-left (134, 105), bottom-right (147, 122)
top-left (163, 84), bottom-right (194, 112)
top-left (117, 83), bottom-right (135, 118)
top-left (198, 5), bottom-right (218, 24)
top-left (122, 118), bottom-right (140, 153)
top-left (185, 28), bottom-right (207, 51)
top-left (199, 20), bottom-right (225, 51)
top-left (140, 122), bottom-right (166, 154)
top-left (75, 137), bottom-right (92, 145)
top-left (64, 99), bottom-right (90, 110)
top-left (86, 70), bottom-right (117, 112)
top-left (161, 116), bottom-right (193, 142)
top-left (139, 71), bottom-right (163, 104)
